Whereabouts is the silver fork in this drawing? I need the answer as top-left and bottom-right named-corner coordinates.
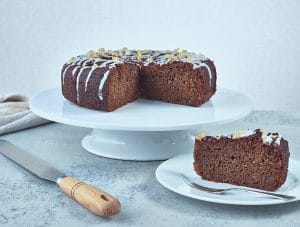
top-left (181, 174), bottom-right (296, 200)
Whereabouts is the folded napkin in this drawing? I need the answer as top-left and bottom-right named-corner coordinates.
top-left (0, 94), bottom-right (50, 135)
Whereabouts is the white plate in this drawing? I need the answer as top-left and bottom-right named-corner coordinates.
top-left (156, 153), bottom-right (300, 205)
top-left (30, 87), bottom-right (252, 131)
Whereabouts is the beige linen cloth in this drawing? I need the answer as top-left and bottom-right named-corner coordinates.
top-left (0, 94), bottom-right (50, 135)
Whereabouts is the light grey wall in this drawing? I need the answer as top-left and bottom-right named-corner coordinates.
top-left (1, 0), bottom-right (299, 111)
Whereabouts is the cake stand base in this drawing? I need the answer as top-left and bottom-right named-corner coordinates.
top-left (81, 129), bottom-right (194, 161)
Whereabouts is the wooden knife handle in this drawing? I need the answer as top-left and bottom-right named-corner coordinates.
top-left (57, 176), bottom-right (121, 217)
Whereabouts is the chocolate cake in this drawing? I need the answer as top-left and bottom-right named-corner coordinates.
top-left (193, 129), bottom-right (290, 191)
top-left (61, 48), bottom-right (217, 111)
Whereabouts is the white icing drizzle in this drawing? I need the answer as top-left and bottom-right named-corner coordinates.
top-left (99, 60), bottom-right (114, 67)
top-left (83, 59), bottom-right (92, 66)
top-left (76, 59), bottom-right (87, 66)
top-left (94, 59), bottom-right (106, 65)
top-left (233, 129), bottom-right (255, 138)
top-left (62, 58), bottom-right (89, 85)
top-left (84, 67), bottom-right (98, 92)
top-left (72, 65), bottom-right (81, 75)
top-left (194, 62), bottom-right (212, 86)
top-left (261, 130), bottom-right (282, 145)
top-left (62, 64), bottom-right (74, 85)
top-left (143, 61), bottom-right (151, 66)
top-left (98, 71), bottom-right (110, 100)
top-left (75, 66), bottom-right (90, 103)
top-left (220, 129), bottom-right (282, 145)
top-left (218, 129), bottom-right (256, 139)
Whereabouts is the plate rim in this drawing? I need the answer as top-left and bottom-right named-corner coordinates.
top-left (156, 153), bottom-right (300, 206)
top-left (30, 87), bottom-right (253, 131)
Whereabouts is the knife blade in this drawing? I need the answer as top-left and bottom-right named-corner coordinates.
top-left (0, 139), bottom-right (65, 182)
top-left (0, 139), bottom-right (121, 217)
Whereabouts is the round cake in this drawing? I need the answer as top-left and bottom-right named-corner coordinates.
top-left (61, 48), bottom-right (217, 111)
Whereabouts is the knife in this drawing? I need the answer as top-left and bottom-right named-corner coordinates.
top-left (0, 139), bottom-right (121, 217)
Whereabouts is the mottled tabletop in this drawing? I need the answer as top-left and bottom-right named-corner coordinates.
top-left (1, 111), bottom-right (300, 227)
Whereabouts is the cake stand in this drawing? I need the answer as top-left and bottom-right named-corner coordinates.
top-left (30, 88), bottom-right (252, 161)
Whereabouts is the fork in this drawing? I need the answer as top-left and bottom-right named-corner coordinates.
top-left (181, 174), bottom-right (296, 200)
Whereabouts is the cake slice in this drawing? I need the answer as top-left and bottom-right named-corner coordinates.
top-left (62, 58), bottom-right (140, 111)
top-left (140, 60), bottom-right (216, 107)
top-left (193, 129), bottom-right (290, 191)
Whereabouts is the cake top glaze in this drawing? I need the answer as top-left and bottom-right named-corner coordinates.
top-left (65, 48), bottom-right (209, 70)
top-left (196, 129), bottom-right (282, 145)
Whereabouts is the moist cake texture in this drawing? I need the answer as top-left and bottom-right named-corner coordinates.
top-left (193, 129), bottom-right (290, 191)
top-left (61, 48), bottom-right (217, 111)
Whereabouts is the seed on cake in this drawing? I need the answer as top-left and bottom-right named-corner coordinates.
top-left (69, 56), bottom-right (76, 61)
top-left (122, 47), bottom-right (128, 53)
top-left (98, 48), bottom-right (105, 56)
top-left (142, 50), bottom-right (150, 54)
top-left (146, 57), bottom-right (153, 62)
top-left (112, 56), bottom-right (120, 62)
top-left (168, 55), bottom-right (178, 62)
top-left (178, 50), bottom-right (187, 59)
top-left (111, 51), bottom-right (120, 57)
top-left (196, 132), bottom-right (205, 140)
top-left (232, 131), bottom-right (240, 138)
top-left (125, 50), bottom-right (132, 55)
top-left (136, 51), bottom-right (143, 61)
top-left (87, 50), bottom-right (97, 58)
top-left (165, 54), bottom-right (174, 61)
top-left (186, 56), bottom-right (193, 62)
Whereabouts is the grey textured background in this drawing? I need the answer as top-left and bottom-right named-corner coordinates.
top-left (0, 111), bottom-right (300, 226)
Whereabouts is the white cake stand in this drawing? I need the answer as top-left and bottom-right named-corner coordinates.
top-left (30, 88), bottom-right (252, 161)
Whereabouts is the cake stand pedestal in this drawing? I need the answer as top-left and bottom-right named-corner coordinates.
top-left (30, 88), bottom-right (252, 161)
top-left (82, 130), bottom-right (194, 160)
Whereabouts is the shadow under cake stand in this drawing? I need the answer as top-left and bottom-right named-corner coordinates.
top-left (30, 88), bottom-right (252, 161)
